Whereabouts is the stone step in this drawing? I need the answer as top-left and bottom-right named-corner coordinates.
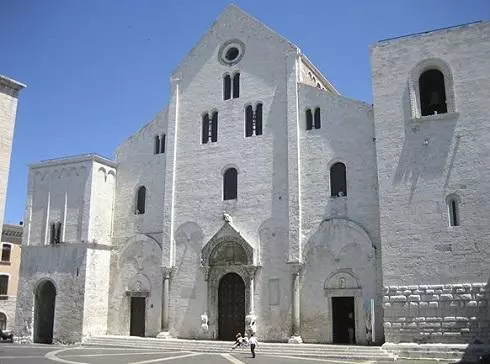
top-left (84, 336), bottom-right (395, 361)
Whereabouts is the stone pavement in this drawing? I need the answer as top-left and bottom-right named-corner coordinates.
top-left (0, 343), bottom-right (444, 364)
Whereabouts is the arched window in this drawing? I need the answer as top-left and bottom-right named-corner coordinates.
top-left (0, 312), bottom-right (6, 330)
top-left (233, 72), bottom-right (240, 99)
top-left (314, 107), bottom-right (321, 129)
top-left (223, 74), bottom-right (231, 100)
top-left (1, 244), bottom-right (11, 262)
top-left (245, 103), bottom-right (262, 137)
top-left (447, 195), bottom-right (460, 226)
top-left (419, 69), bottom-right (447, 116)
top-left (330, 162), bottom-right (347, 197)
top-left (136, 186), bottom-right (146, 214)
top-left (223, 168), bottom-right (238, 200)
top-left (202, 113), bottom-right (210, 144)
top-left (0, 275), bottom-right (8, 295)
top-left (154, 135), bottom-right (160, 154)
top-left (306, 109), bottom-right (313, 130)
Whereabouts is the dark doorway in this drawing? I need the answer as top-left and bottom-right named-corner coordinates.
top-left (130, 297), bottom-right (146, 337)
top-left (34, 280), bottom-right (56, 344)
top-left (218, 273), bottom-right (245, 340)
top-left (332, 297), bottom-right (355, 344)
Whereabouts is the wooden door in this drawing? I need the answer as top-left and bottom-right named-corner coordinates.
top-left (218, 273), bottom-right (245, 340)
top-left (130, 297), bottom-right (146, 337)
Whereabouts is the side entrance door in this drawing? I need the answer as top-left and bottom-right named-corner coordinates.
top-left (130, 297), bottom-right (146, 337)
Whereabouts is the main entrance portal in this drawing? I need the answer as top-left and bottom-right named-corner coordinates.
top-left (130, 297), bottom-right (146, 337)
top-left (332, 296), bottom-right (355, 344)
top-left (34, 280), bottom-right (56, 344)
top-left (218, 273), bottom-right (245, 340)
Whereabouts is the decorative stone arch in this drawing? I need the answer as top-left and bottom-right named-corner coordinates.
top-left (125, 272), bottom-right (151, 297)
top-left (200, 222), bottom-right (259, 339)
top-left (117, 234), bottom-right (162, 270)
top-left (201, 224), bottom-right (254, 268)
top-left (408, 58), bottom-right (456, 119)
top-left (33, 277), bottom-right (58, 295)
top-left (325, 269), bottom-right (362, 290)
top-left (302, 218), bottom-right (376, 262)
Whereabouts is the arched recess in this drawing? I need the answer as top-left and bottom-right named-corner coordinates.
top-left (33, 279), bottom-right (57, 344)
top-left (0, 312), bottom-right (6, 330)
top-left (408, 58), bottom-right (456, 119)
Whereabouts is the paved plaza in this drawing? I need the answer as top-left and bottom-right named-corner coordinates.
top-left (0, 343), bottom-right (448, 364)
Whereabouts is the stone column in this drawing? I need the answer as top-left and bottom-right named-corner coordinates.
top-left (289, 263), bottom-right (303, 343)
top-left (245, 265), bottom-right (258, 335)
top-left (199, 264), bottom-right (210, 335)
top-left (157, 267), bottom-right (173, 339)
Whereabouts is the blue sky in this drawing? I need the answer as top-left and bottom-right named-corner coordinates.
top-left (0, 0), bottom-right (488, 224)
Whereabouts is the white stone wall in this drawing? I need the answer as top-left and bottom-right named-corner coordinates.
top-left (161, 6), bottom-right (298, 339)
top-left (371, 22), bottom-right (490, 343)
top-left (15, 245), bottom-right (87, 343)
top-left (0, 76), bottom-right (24, 231)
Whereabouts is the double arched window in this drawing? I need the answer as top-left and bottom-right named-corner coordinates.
top-left (223, 168), bottom-right (238, 200)
top-left (223, 72), bottom-right (240, 100)
top-left (306, 107), bottom-right (321, 130)
top-left (136, 186), bottom-right (146, 214)
top-left (330, 162), bottom-right (347, 197)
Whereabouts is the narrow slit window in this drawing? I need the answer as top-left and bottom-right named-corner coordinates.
top-left (448, 197), bottom-right (460, 226)
top-left (136, 186), bottom-right (146, 214)
top-left (1, 244), bottom-right (11, 262)
top-left (55, 222), bottom-right (62, 243)
top-left (154, 135), bottom-right (160, 154)
top-left (211, 111), bottom-right (218, 142)
top-left (202, 113), bottom-right (210, 144)
top-left (233, 72), bottom-right (240, 99)
top-left (223, 168), bottom-right (238, 200)
top-left (419, 69), bottom-right (447, 116)
top-left (160, 134), bottom-right (166, 153)
top-left (255, 103), bottom-right (263, 135)
top-left (223, 74), bottom-right (231, 100)
top-left (330, 162), bottom-right (347, 197)
top-left (314, 107), bottom-right (321, 129)
top-left (245, 105), bottom-right (254, 137)
top-left (50, 223), bottom-right (56, 244)
top-left (306, 109), bottom-right (313, 130)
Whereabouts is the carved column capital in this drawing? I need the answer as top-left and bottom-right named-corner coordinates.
top-left (161, 266), bottom-right (175, 280)
top-left (244, 265), bottom-right (259, 280)
top-left (288, 261), bottom-right (304, 276)
top-left (200, 264), bottom-right (210, 281)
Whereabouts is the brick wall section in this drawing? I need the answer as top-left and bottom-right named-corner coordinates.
top-left (383, 283), bottom-right (489, 343)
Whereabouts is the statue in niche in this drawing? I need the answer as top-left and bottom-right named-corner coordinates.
top-left (339, 277), bottom-right (346, 288)
top-left (200, 312), bottom-right (209, 332)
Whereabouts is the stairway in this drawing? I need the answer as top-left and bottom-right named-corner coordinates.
top-left (83, 335), bottom-right (395, 362)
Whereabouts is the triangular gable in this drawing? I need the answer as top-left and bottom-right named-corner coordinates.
top-left (201, 221), bottom-right (255, 266)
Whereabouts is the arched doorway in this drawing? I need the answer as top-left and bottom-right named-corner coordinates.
top-left (34, 280), bottom-right (56, 344)
top-left (218, 273), bottom-right (245, 340)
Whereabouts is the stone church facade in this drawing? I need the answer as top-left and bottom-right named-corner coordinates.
top-left (14, 6), bottom-right (490, 348)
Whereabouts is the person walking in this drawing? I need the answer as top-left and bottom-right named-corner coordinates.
top-left (249, 333), bottom-right (258, 358)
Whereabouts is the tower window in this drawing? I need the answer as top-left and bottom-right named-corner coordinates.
top-left (245, 103), bottom-right (263, 137)
top-left (136, 186), bottom-right (146, 214)
top-left (447, 196), bottom-right (460, 226)
top-left (233, 72), bottom-right (240, 99)
top-left (202, 112), bottom-right (218, 144)
top-left (419, 69), bottom-right (447, 116)
top-left (223, 74), bottom-right (231, 100)
top-left (330, 162), bottom-right (347, 197)
top-left (49, 222), bottom-right (62, 244)
top-left (223, 168), bottom-right (238, 200)
top-left (306, 109), bottom-right (313, 130)
top-left (160, 134), bottom-right (166, 153)
top-left (154, 135), bottom-right (160, 154)
top-left (154, 134), bottom-right (165, 154)
top-left (314, 107), bottom-right (321, 129)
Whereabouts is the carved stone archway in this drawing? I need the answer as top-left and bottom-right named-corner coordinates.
top-left (200, 222), bottom-right (259, 339)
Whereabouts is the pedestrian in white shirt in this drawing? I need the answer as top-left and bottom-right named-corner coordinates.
top-left (248, 333), bottom-right (258, 358)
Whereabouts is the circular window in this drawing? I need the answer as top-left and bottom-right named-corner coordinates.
top-left (218, 40), bottom-right (245, 65)
top-left (225, 47), bottom-right (239, 62)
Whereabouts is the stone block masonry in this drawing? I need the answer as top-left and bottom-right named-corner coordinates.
top-left (383, 283), bottom-right (489, 343)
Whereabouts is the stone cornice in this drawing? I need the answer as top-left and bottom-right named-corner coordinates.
top-left (30, 153), bottom-right (116, 169)
top-left (0, 75), bottom-right (26, 97)
top-left (2, 224), bottom-right (23, 238)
